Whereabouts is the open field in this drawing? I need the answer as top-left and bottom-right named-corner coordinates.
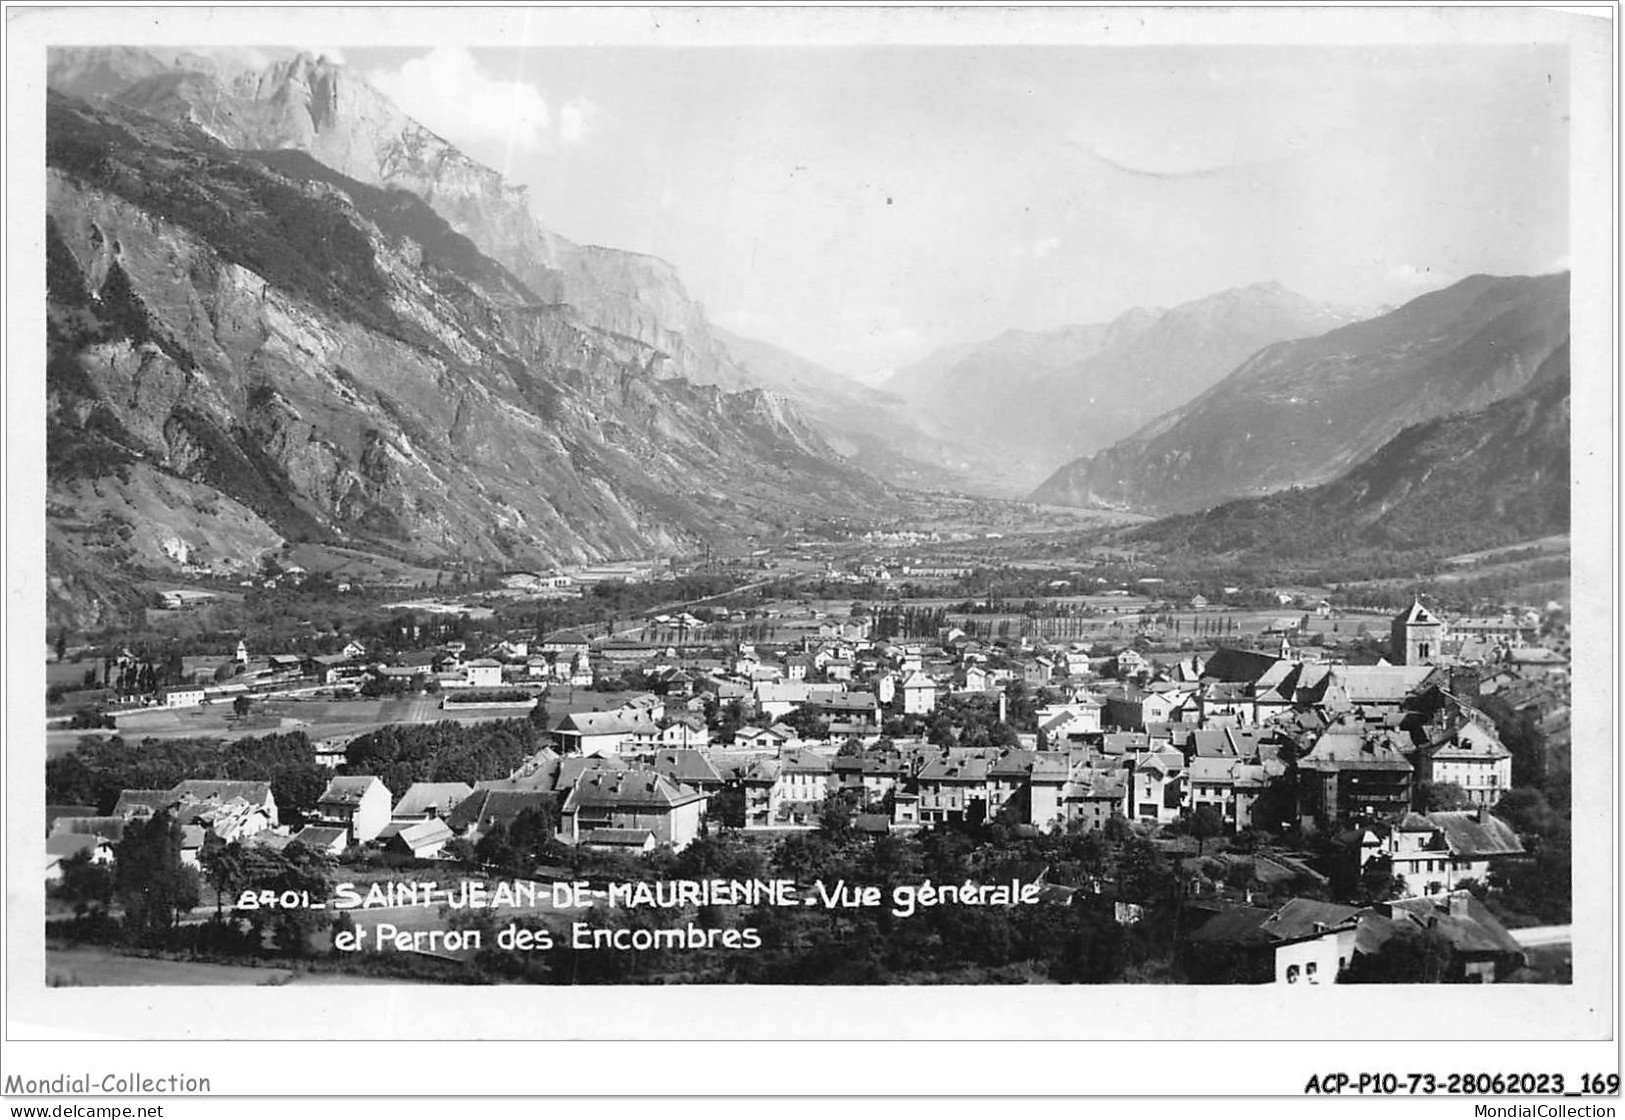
top-left (47, 695), bottom-right (551, 758)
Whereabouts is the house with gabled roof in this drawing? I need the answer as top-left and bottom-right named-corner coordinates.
top-left (1116, 648), bottom-right (1151, 679)
top-left (776, 749), bottom-right (834, 810)
top-left (656, 713), bottom-right (711, 749)
top-left (755, 681), bottom-right (831, 721)
top-left (1199, 680), bottom-right (1254, 725)
top-left (1332, 664), bottom-right (1440, 715)
top-left (1037, 697), bottom-right (1104, 744)
top-left (559, 768), bottom-right (708, 850)
top-left (650, 749), bottom-right (726, 796)
top-left (807, 691), bottom-right (882, 729)
top-left (1187, 897), bottom-right (1361, 985)
top-left (171, 780), bottom-right (278, 825)
top-left (171, 797), bottom-right (275, 843)
top-left (1371, 808), bottom-right (1526, 896)
top-left (446, 788), bottom-right (559, 844)
top-left (1296, 719), bottom-right (1413, 824)
top-left (45, 833), bottom-right (115, 883)
top-left (830, 752), bottom-right (905, 806)
top-left (316, 775), bottom-right (392, 844)
top-left (899, 670), bottom-right (937, 715)
top-left (1062, 768), bottom-right (1126, 833)
top-left (732, 724), bottom-right (778, 750)
top-left (292, 825), bottom-right (349, 855)
top-left (392, 782), bottom-right (474, 822)
top-left (114, 781), bottom-right (280, 839)
top-left (1128, 749), bottom-right (1185, 825)
top-left (553, 709), bottom-right (658, 756)
top-left (1359, 891), bottom-right (1525, 982)
top-left (1415, 720), bottom-right (1512, 807)
top-left (114, 789), bottom-right (182, 820)
top-left (386, 817), bottom-right (454, 859)
top-left (737, 758), bottom-right (781, 828)
top-left (1201, 647), bottom-right (1279, 684)
top-left (915, 749), bottom-right (997, 825)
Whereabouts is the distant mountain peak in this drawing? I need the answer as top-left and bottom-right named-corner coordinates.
top-left (1031, 271), bottom-right (1570, 514)
top-left (882, 281), bottom-right (1366, 494)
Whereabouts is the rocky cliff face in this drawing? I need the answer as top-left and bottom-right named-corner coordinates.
top-left (1030, 273), bottom-right (1570, 514)
top-left (44, 93), bottom-right (889, 630)
top-left (884, 282), bottom-right (1366, 494)
top-left (48, 48), bottom-right (759, 392)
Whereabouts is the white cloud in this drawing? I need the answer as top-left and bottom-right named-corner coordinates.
top-left (368, 47), bottom-right (552, 150)
top-left (306, 47), bottom-right (347, 65)
top-left (559, 98), bottom-right (596, 144)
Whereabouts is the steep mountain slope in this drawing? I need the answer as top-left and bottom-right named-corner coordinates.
top-left (1031, 272), bottom-right (1569, 514)
top-left (47, 46), bottom-right (980, 488)
top-left (47, 48), bottom-right (760, 393)
top-left (1126, 342), bottom-right (1570, 559)
top-left (884, 283), bottom-right (1365, 493)
top-left (44, 93), bottom-right (891, 630)
top-left (709, 326), bottom-right (979, 490)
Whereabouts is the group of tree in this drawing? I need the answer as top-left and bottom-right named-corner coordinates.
top-left (870, 605), bottom-right (951, 642)
top-left (341, 718), bottom-right (541, 794)
top-left (111, 811), bottom-right (202, 945)
top-left (46, 731), bottom-right (329, 819)
top-left (197, 837), bottom-right (338, 956)
top-left (51, 818), bottom-right (342, 958)
top-left (101, 649), bottom-right (188, 698)
top-left (471, 806), bottom-right (562, 873)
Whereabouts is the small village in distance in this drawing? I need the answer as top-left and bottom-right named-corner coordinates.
top-left (44, 531), bottom-right (1573, 986)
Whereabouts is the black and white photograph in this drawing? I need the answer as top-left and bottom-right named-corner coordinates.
top-left (3, 1), bottom-right (1617, 1085)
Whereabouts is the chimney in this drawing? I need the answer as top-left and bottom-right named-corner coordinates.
top-left (1448, 891), bottom-right (1471, 918)
top-left (1475, 806), bottom-right (1489, 824)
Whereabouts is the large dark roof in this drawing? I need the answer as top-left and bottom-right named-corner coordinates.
top-left (1202, 648), bottom-right (1279, 684)
top-left (1428, 810), bottom-right (1525, 859)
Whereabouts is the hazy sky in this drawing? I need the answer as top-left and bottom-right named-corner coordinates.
top-left (333, 43), bottom-right (1569, 381)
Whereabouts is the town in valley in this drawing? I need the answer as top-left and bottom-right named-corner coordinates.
top-left (37, 41), bottom-right (1580, 988)
top-left (45, 523), bottom-right (1574, 986)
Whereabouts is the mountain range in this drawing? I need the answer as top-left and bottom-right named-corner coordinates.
top-left (1030, 272), bottom-right (1571, 514)
top-left (43, 90), bottom-right (891, 630)
top-left (45, 47), bottom-right (989, 508)
top-left (882, 283), bottom-right (1368, 494)
top-left (46, 47), bottom-right (763, 393)
top-left (1125, 341), bottom-right (1571, 560)
top-left (41, 47), bottom-right (1575, 627)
